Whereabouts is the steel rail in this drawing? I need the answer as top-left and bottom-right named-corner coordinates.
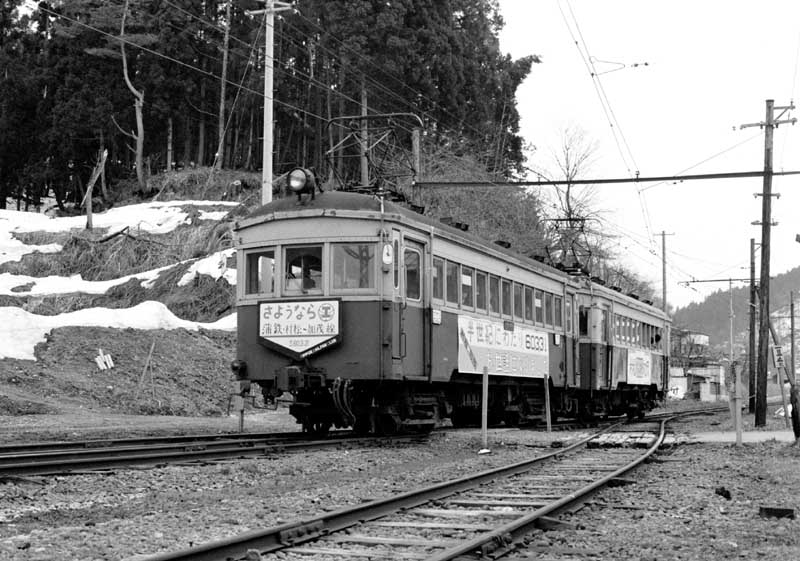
top-left (0, 434), bottom-right (423, 477)
top-left (424, 418), bottom-right (670, 560)
top-left (0, 430), bottom-right (326, 455)
top-left (139, 422), bottom-right (625, 561)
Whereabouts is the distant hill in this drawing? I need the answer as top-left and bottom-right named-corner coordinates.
top-left (672, 266), bottom-right (800, 352)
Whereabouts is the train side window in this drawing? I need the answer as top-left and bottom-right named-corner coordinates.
top-left (544, 292), bottom-right (553, 326)
top-left (445, 261), bottom-right (459, 306)
top-left (489, 275), bottom-right (500, 315)
top-left (513, 283), bottom-right (523, 320)
top-left (534, 289), bottom-right (543, 324)
top-left (501, 279), bottom-right (512, 316)
top-left (332, 243), bottom-right (375, 290)
top-left (554, 295), bottom-right (563, 328)
top-left (475, 271), bottom-right (487, 311)
top-left (578, 306), bottom-right (589, 336)
top-left (285, 245), bottom-right (323, 293)
top-left (404, 248), bottom-right (421, 300)
top-left (524, 286), bottom-right (533, 322)
top-left (461, 266), bottom-right (474, 308)
top-left (565, 297), bottom-right (573, 333)
top-left (245, 249), bottom-right (275, 295)
top-left (433, 257), bottom-right (444, 301)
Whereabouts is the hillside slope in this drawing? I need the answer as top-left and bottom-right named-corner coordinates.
top-left (0, 169), bottom-right (257, 417)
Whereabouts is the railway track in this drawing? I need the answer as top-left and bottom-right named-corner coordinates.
top-left (0, 431), bottom-right (422, 477)
top-left (140, 414), bottom-right (686, 561)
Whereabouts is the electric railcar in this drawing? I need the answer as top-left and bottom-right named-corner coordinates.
top-left (231, 187), bottom-right (671, 434)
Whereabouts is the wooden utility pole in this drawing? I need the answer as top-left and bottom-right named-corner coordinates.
top-left (247, 1), bottom-right (291, 205)
top-left (741, 99), bottom-right (796, 426)
top-left (749, 238), bottom-right (757, 413)
top-left (214, 0), bottom-right (232, 171)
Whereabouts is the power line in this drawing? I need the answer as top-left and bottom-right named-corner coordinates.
top-left (37, 4), bottom-right (329, 123)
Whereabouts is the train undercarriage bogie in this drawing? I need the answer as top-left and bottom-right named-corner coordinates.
top-left (278, 374), bottom-right (444, 435)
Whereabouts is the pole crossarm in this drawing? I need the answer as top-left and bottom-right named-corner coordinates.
top-left (416, 170), bottom-right (800, 188)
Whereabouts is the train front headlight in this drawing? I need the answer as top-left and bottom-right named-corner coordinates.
top-left (288, 168), bottom-right (316, 194)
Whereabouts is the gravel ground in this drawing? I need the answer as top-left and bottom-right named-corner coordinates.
top-left (0, 403), bottom-right (798, 561)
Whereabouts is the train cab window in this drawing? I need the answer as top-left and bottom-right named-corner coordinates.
top-left (245, 249), bottom-right (275, 295)
top-left (578, 306), bottom-right (589, 336)
top-left (489, 275), bottom-right (500, 315)
top-left (404, 248), bottom-right (421, 300)
top-left (332, 243), bottom-right (375, 290)
top-left (284, 245), bottom-right (322, 293)
top-left (565, 297), bottom-right (573, 333)
top-left (534, 289), bottom-right (544, 324)
top-left (461, 266), bottom-right (474, 308)
top-left (433, 257), bottom-right (444, 301)
top-left (544, 292), bottom-right (554, 326)
top-left (475, 271), bottom-right (487, 311)
top-left (513, 283), bottom-right (524, 320)
top-left (445, 261), bottom-right (459, 306)
top-left (524, 286), bottom-right (533, 322)
top-left (554, 295), bottom-right (563, 328)
top-left (501, 279), bottom-right (512, 316)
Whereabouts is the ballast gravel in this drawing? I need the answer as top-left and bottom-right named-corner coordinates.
top-left (0, 407), bottom-right (798, 561)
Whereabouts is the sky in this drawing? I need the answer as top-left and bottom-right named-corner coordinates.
top-left (0, 202), bottom-right (237, 361)
top-left (499, 0), bottom-right (800, 309)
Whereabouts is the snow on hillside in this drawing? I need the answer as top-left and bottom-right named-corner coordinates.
top-left (1, 201), bottom-right (240, 360)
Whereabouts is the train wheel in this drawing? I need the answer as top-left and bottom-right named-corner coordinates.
top-left (377, 413), bottom-right (400, 435)
top-left (303, 417), bottom-right (332, 437)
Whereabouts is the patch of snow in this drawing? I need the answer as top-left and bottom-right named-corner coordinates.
top-left (0, 301), bottom-right (236, 360)
top-left (177, 249), bottom-right (237, 287)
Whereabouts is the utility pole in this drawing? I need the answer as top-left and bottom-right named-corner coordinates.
top-left (741, 99), bottom-right (796, 426)
top-left (660, 231), bottom-right (674, 313)
top-left (749, 238), bottom-right (757, 413)
top-left (247, 1), bottom-right (292, 205)
top-left (360, 78), bottom-right (369, 188)
top-left (660, 231), bottom-right (674, 393)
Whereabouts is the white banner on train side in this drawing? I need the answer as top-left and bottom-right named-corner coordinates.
top-left (457, 315), bottom-right (549, 378)
top-left (627, 349), bottom-right (652, 385)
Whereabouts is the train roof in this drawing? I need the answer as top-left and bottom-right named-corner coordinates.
top-left (237, 191), bottom-right (670, 321)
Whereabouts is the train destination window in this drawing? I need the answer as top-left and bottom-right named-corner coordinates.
top-left (433, 257), bottom-right (444, 300)
top-left (475, 271), bottom-right (487, 311)
top-left (405, 248), bottom-right (421, 300)
top-left (446, 261), bottom-right (459, 305)
top-left (245, 249), bottom-right (275, 295)
top-left (501, 279), bottom-right (512, 316)
top-left (534, 289), bottom-right (543, 324)
top-left (461, 266), bottom-right (474, 308)
top-left (524, 286), bottom-right (533, 322)
top-left (554, 295), bottom-right (563, 328)
top-left (332, 243), bottom-right (375, 289)
top-left (285, 245), bottom-right (322, 292)
top-left (513, 283), bottom-right (523, 319)
top-left (489, 276), bottom-right (500, 315)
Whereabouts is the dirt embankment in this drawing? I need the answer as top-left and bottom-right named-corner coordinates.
top-left (0, 326), bottom-right (236, 418)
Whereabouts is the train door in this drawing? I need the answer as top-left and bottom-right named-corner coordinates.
top-left (397, 238), bottom-right (426, 377)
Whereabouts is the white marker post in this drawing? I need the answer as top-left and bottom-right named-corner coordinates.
top-left (480, 366), bottom-right (490, 454)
